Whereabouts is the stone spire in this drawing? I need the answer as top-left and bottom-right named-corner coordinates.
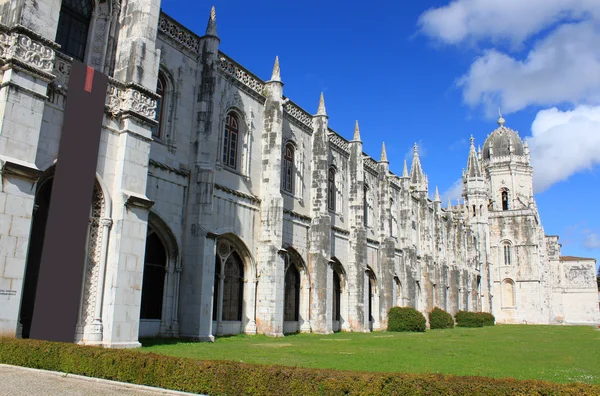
top-left (402, 159), bottom-right (409, 178)
top-left (317, 92), bottom-right (327, 116)
top-left (380, 142), bottom-right (388, 163)
top-left (447, 197), bottom-right (452, 209)
top-left (270, 56), bottom-right (281, 82)
top-left (410, 142), bottom-right (425, 186)
top-left (353, 120), bottom-right (361, 141)
top-left (466, 135), bottom-right (482, 178)
top-left (434, 186), bottom-right (441, 202)
top-left (205, 6), bottom-right (218, 37)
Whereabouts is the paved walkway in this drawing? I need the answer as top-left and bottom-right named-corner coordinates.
top-left (0, 364), bottom-right (202, 396)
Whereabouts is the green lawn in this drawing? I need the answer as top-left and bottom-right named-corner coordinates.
top-left (140, 325), bottom-right (600, 385)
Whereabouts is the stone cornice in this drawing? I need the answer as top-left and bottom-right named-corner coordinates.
top-left (148, 159), bottom-right (190, 178)
top-left (283, 208), bottom-right (312, 223)
top-left (214, 183), bottom-right (261, 204)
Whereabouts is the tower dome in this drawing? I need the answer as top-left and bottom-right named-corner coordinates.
top-left (482, 115), bottom-right (524, 160)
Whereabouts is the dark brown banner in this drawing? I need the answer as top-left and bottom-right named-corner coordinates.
top-left (30, 61), bottom-right (108, 343)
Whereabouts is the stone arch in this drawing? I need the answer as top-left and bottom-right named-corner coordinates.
top-left (282, 246), bottom-right (310, 334)
top-left (366, 266), bottom-right (379, 330)
top-left (19, 166), bottom-right (111, 344)
top-left (138, 211), bottom-right (180, 338)
top-left (330, 257), bottom-right (347, 332)
top-left (393, 275), bottom-right (402, 307)
top-left (501, 278), bottom-right (516, 309)
top-left (213, 233), bottom-right (256, 336)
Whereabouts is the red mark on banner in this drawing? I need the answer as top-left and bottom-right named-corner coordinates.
top-left (84, 66), bottom-right (94, 93)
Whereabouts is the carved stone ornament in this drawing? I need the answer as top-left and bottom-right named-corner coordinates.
top-left (0, 28), bottom-right (55, 77)
top-left (105, 83), bottom-right (158, 121)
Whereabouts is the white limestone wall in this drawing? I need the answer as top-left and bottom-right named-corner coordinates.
top-left (214, 82), bottom-right (264, 198)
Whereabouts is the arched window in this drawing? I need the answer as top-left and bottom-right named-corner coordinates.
top-left (282, 143), bottom-right (295, 193)
top-left (152, 73), bottom-right (168, 139)
top-left (328, 167), bottom-right (336, 211)
top-left (222, 112), bottom-right (240, 169)
top-left (472, 205), bottom-right (476, 217)
top-left (222, 251), bottom-right (244, 321)
top-left (502, 190), bottom-right (509, 211)
top-left (284, 256), bottom-right (300, 322)
top-left (503, 243), bottom-right (512, 266)
top-left (55, 0), bottom-right (94, 61)
top-left (502, 279), bottom-right (515, 308)
top-left (363, 185), bottom-right (369, 227)
top-left (333, 270), bottom-right (341, 321)
top-left (140, 229), bottom-right (168, 320)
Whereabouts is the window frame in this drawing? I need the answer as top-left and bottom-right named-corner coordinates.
top-left (222, 112), bottom-right (240, 170)
top-left (282, 143), bottom-right (295, 194)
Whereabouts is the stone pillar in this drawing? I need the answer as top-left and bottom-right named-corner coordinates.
top-left (308, 93), bottom-right (332, 334)
top-left (345, 121), bottom-right (367, 332)
top-left (178, 8), bottom-right (220, 342)
top-left (377, 143), bottom-right (394, 330)
top-left (98, 0), bottom-right (162, 348)
top-left (255, 57), bottom-right (285, 337)
top-left (0, 3), bottom-right (62, 336)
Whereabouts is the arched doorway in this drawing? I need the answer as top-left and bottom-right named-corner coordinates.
top-left (138, 227), bottom-right (167, 336)
top-left (19, 171), bottom-right (107, 341)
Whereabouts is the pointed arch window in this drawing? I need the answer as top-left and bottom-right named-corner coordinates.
top-left (284, 254), bottom-right (300, 322)
top-left (152, 73), bottom-right (168, 139)
top-left (328, 167), bottom-right (336, 211)
top-left (55, 0), bottom-right (94, 61)
top-left (222, 252), bottom-right (244, 321)
top-left (282, 143), bottom-right (295, 194)
top-left (140, 229), bottom-right (167, 320)
top-left (222, 112), bottom-right (240, 169)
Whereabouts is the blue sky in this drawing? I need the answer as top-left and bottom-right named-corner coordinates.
top-left (161, 0), bottom-right (600, 267)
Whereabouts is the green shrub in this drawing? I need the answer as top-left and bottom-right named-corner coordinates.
top-left (0, 337), bottom-right (599, 395)
top-left (428, 307), bottom-right (454, 329)
top-left (454, 310), bottom-right (484, 327)
top-left (387, 306), bottom-right (426, 332)
top-left (478, 312), bottom-right (496, 326)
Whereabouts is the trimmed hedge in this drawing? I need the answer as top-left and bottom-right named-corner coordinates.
top-left (455, 311), bottom-right (496, 328)
top-left (428, 307), bottom-right (454, 329)
top-left (1, 338), bottom-right (600, 395)
top-left (455, 310), bottom-right (484, 327)
top-left (387, 306), bottom-right (426, 332)
top-left (479, 312), bottom-right (496, 326)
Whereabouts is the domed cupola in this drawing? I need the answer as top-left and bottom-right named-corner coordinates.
top-left (482, 115), bottom-right (524, 160)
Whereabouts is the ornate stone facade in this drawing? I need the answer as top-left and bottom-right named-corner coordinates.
top-left (0, 2), bottom-right (598, 349)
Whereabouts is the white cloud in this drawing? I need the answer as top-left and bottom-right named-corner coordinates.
top-left (457, 21), bottom-right (600, 116)
top-left (583, 232), bottom-right (600, 250)
top-left (418, 0), bottom-right (599, 46)
top-left (441, 178), bottom-right (463, 205)
top-left (526, 105), bottom-right (600, 192)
